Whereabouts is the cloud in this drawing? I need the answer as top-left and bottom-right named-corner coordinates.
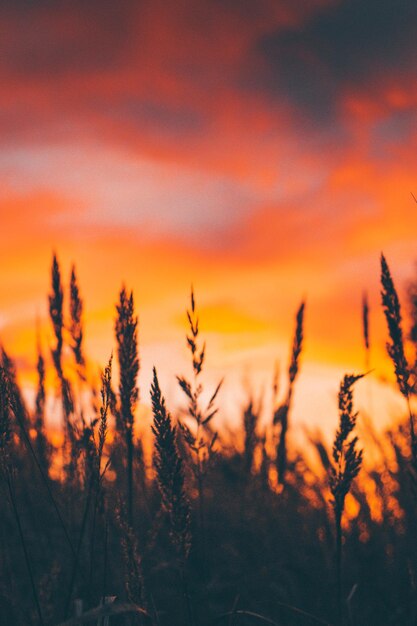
top-left (253, 0), bottom-right (417, 122)
top-left (2, 0), bottom-right (413, 196)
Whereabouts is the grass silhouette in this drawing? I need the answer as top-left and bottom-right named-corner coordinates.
top-left (0, 253), bottom-right (417, 625)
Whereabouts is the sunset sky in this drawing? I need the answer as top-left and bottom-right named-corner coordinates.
top-left (1, 0), bottom-right (417, 435)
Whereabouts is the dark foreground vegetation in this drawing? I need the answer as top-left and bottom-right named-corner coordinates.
top-left (1, 254), bottom-right (417, 626)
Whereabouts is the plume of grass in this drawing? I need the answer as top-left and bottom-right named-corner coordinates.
top-left (274, 301), bottom-right (305, 485)
top-left (69, 265), bottom-right (86, 381)
top-left (151, 368), bottom-right (191, 561)
top-left (97, 357), bottom-right (111, 473)
top-left (49, 254), bottom-right (76, 477)
top-left (115, 286), bottom-right (139, 524)
top-left (177, 287), bottom-right (222, 573)
top-left (49, 254), bottom-right (73, 413)
top-left (151, 367), bottom-right (193, 626)
top-left (49, 254), bottom-right (64, 369)
top-left (381, 255), bottom-right (410, 395)
top-left (380, 254), bottom-right (416, 460)
top-left (288, 302), bottom-right (305, 393)
top-left (330, 374), bottom-right (364, 625)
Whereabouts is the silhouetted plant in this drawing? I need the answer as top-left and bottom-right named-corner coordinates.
top-left (64, 356), bottom-right (112, 619)
top-left (330, 374), bottom-right (363, 625)
top-left (1, 345), bottom-right (30, 440)
top-left (4, 253), bottom-right (417, 626)
top-left (49, 254), bottom-right (76, 477)
top-left (151, 368), bottom-right (194, 625)
top-left (151, 368), bottom-right (191, 561)
top-left (274, 301), bottom-right (305, 485)
top-left (381, 254), bottom-right (416, 462)
top-left (115, 287), bottom-right (139, 524)
top-left (0, 366), bottom-right (45, 625)
top-left (89, 356), bottom-right (112, 592)
top-left (69, 265), bottom-right (86, 381)
top-left (177, 287), bottom-right (221, 573)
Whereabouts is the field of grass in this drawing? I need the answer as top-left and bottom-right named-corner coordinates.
top-left (1, 253), bottom-right (417, 626)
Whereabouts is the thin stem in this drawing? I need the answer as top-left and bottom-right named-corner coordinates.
top-left (13, 404), bottom-right (84, 580)
top-left (197, 462), bottom-right (207, 568)
top-left (64, 477), bottom-right (94, 619)
top-left (88, 470), bottom-right (107, 597)
top-left (194, 370), bottom-right (207, 577)
top-left (88, 496), bottom-right (98, 592)
top-left (335, 509), bottom-right (343, 626)
top-left (6, 471), bottom-right (44, 626)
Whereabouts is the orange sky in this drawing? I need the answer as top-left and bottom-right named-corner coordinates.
top-left (1, 0), bottom-right (417, 436)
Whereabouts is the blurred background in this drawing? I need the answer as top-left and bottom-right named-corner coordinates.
top-left (1, 0), bottom-right (417, 433)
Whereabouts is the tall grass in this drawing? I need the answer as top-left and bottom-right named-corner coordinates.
top-left (177, 288), bottom-right (221, 575)
top-left (2, 253), bottom-right (417, 625)
top-left (49, 254), bottom-right (77, 482)
top-left (274, 301), bottom-right (305, 485)
top-left (381, 254), bottom-right (417, 465)
top-left (115, 287), bottom-right (139, 525)
top-left (69, 266), bottom-right (86, 381)
top-left (0, 366), bottom-right (45, 625)
top-left (151, 368), bottom-right (193, 625)
top-left (330, 374), bottom-right (363, 625)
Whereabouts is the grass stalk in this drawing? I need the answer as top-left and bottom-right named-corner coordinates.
top-left (64, 477), bottom-right (94, 619)
top-left (115, 288), bottom-right (139, 525)
top-left (11, 390), bottom-right (82, 576)
top-left (6, 471), bottom-right (45, 626)
top-left (177, 288), bottom-right (221, 576)
top-left (330, 374), bottom-right (363, 625)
